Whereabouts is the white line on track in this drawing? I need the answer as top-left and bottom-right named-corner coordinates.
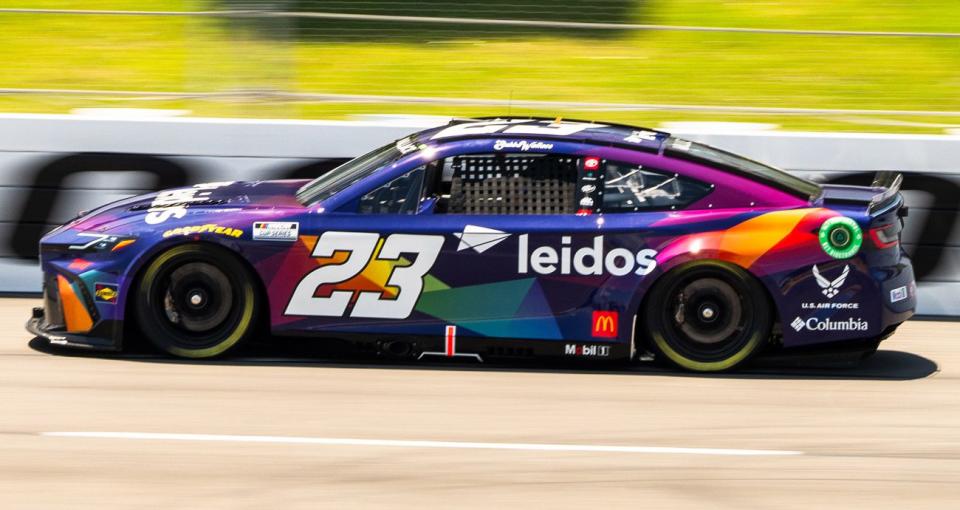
top-left (42, 432), bottom-right (802, 457)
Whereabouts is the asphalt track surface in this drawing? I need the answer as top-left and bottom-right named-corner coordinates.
top-left (1, 297), bottom-right (958, 509)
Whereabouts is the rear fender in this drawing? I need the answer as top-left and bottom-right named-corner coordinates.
top-left (630, 254), bottom-right (782, 350)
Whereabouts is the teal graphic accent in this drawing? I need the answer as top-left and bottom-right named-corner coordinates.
top-left (416, 277), bottom-right (563, 339)
top-left (416, 278), bottom-right (536, 320)
top-left (517, 280), bottom-right (556, 317)
top-left (458, 316), bottom-right (563, 339)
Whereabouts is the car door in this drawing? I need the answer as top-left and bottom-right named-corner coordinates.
top-left (276, 141), bottom-right (620, 343)
top-left (404, 146), bottom-right (602, 342)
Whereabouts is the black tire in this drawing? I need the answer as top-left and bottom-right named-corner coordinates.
top-left (643, 261), bottom-right (772, 372)
top-left (135, 244), bottom-right (258, 358)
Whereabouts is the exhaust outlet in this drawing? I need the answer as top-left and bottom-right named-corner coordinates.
top-left (379, 339), bottom-right (412, 357)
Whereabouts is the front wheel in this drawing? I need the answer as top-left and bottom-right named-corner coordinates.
top-left (643, 261), bottom-right (772, 372)
top-left (135, 244), bottom-right (258, 358)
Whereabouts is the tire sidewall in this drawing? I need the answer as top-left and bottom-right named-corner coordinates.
top-left (644, 261), bottom-right (772, 372)
top-left (135, 244), bottom-right (257, 358)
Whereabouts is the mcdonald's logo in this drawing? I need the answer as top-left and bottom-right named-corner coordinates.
top-left (591, 310), bottom-right (618, 338)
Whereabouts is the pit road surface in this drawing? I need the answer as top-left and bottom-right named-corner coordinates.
top-left (0, 298), bottom-right (957, 509)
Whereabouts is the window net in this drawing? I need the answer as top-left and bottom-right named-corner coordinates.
top-left (447, 154), bottom-right (577, 215)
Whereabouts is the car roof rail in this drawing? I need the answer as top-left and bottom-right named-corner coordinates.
top-left (467, 115), bottom-right (671, 137)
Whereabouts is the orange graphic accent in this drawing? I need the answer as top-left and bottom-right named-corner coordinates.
top-left (57, 275), bottom-right (93, 333)
top-left (309, 237), bottom-right (411, 300)
top-left (312, 250), bottom-right (350, 267)
top-left (346, 239), bottom-right (410, 299)
top-left (717, 209), bottom-right (823, 268)
top-left (592, 310), bottom-right (619, 338)
top-left (111, 239), bottom-right (136, 251)
top-left (299, 235), bottom-right (319, 254)
top-left (657, 209), bottom-right (838, 270)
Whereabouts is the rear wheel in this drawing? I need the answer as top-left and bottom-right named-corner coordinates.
top-left (644, 261), bottom-right (772, 372)
top-left (135, 244), bottom-right (258, 358)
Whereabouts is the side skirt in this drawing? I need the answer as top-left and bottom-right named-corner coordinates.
top-left (274, 331), bottom-right (632, 363)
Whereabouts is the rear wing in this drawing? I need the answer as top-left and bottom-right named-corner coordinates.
top-left (868, 172), bottom-right (904, 215)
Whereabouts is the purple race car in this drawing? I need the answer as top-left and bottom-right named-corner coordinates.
top-left (27, 118), bottom-right (915, 371)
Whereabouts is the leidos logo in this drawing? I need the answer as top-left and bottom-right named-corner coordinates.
top-left (592, 311), bottom-right (619, 338)
top-left (518, 235), bottom-right (658, 276)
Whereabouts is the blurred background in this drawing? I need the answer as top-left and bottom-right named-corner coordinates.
top-left (1, 1), bottom-right (960, 312)
top-left (2, 0), bottom-right (960, 133)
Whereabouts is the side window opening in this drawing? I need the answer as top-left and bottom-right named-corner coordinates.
top-left (358, 166), bottom-right (425, 214)
top-left (434, 153), bottom-right (578, 215)
top-left (602, 161), bottom-right (712, 212)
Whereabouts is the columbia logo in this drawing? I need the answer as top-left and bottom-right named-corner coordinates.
top-left (791, 317), bottom-right (805, 332)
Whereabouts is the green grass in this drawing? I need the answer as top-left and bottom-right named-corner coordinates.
top-left (1, 1), bottom-right (959, 133)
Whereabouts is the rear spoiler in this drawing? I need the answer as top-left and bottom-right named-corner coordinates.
top-left (868, 171), bottom-right (903, 215)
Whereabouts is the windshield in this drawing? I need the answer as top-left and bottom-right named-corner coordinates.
top-left (665, 138), bottom-right (821, 199)
top-left (296, 141), bottom-right (405, 205)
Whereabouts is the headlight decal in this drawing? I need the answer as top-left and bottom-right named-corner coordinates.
top-left (66, 233), bottom-right (137, 252)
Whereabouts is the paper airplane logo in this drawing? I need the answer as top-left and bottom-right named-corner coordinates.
top-left (454, 225), bottom-right (510, 254)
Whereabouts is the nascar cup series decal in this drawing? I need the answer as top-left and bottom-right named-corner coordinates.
top-left (253, 222), bottom-right (299, 242)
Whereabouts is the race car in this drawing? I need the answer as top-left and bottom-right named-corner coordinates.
top-left (27, 117), bottom-right (916, 371)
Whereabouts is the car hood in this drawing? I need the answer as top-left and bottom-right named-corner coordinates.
top-left (63, 180), bottom-right (310, 234)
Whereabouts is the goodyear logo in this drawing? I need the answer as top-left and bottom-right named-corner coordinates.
top-left (94, 283), bottom-right (118, 304)
top-left (162, 224), bottom-right (243, 239)
top-left (591, 310), bottom-right (619, 338)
